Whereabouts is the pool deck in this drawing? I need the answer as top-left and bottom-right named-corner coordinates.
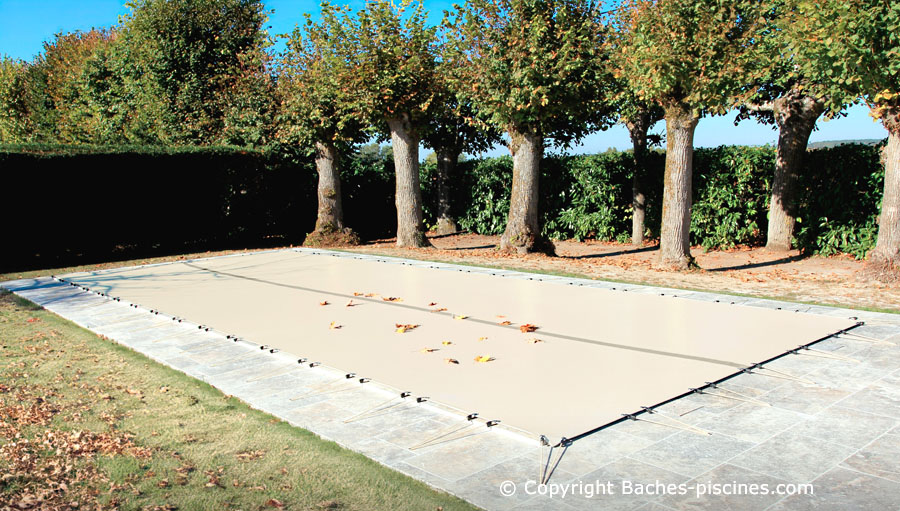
top-left (3, 247), bottom-right (899, 511)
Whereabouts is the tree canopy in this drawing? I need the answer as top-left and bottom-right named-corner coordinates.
top-left (444, 0), bottom-right (613, 142)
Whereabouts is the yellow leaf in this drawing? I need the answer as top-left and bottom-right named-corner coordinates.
top-left (478, 336), bottom-right (488, 342)
top-left (441, 341), bottom-right (452, 346)
top-left (420, 347), bottom-right (438, 353)
top-left (329, 322), bottom-right (341, 330)
top-left (454, 315), bottom-right (468, 320)
top-left (474, 355), bottom-right (495, 363)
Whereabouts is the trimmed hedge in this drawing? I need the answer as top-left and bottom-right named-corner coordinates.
top-left (0, 141), bottom-right (885, 271)
top-left (421, 143), bottom-right (884, 257)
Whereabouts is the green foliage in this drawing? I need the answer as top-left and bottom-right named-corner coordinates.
top-left (795, 143), bottom-right (886, 257)
top-left (444, 0), bottom-right (614, 143)
top-left (0, 142), bottom-right (884, 260)
top-left (276, 6), bottom-right (368, 152)
top-left (785, 0), bottom-right (900, 120)
top-left (0, 55), bottom-right (28, 143)
top-left (611, 0), bottom-right (763, 113)
top-left (114, 0), bottom-right (274, 145)
top-left (428, 144), bottom-right (882, 257)
top-left (691, 146), bottom-right (773, 249)
top-left (318, 0), bottom-right (437, 131)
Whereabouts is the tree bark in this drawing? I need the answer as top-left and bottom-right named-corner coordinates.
top-left (434, 147), bottom-right (459, 235)
top-left (766, 92), bottom-right (823, 251)
top-left (626, 113), bottom-right (651, 247)
top-left (500, 126), bottom-right (552, 254)
top-left (870, 107), bottom-right (900, 265)
top-left (659, 101), bottom-right (698, 270)
top-left (388, 115), bottom-right (430, 248)
top-left (313, 141), bottom-right (344, 233)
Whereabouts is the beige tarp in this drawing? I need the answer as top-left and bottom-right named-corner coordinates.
top-left (63, 250), bottom-right (855, 440)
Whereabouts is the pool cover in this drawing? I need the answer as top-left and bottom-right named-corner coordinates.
top-left (60, 249), bottom-right (857, 441)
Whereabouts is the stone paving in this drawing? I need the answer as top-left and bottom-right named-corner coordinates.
top-left (2, 247), bottom-right (899, 511)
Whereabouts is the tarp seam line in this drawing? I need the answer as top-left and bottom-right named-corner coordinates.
top-left (183, 262), bottom-right (747, 368)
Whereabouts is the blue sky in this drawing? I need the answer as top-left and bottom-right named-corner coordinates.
top-left (0, 0), bottom-right (888, 156)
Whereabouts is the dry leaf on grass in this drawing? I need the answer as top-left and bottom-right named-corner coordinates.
top-left (266, 498), bottom-right (285, 508)
top-left (235, 450), bottom-right (265, 462)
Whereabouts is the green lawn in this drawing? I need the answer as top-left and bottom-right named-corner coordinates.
top-left (0, 288), bottom-right (477, 511)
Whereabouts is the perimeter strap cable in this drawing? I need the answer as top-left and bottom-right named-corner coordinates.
top-left (245, 363), bottom-right (302, 383)
top-left (838, 332), bottom-right (894, 345)
top-left (209, 349), bottom-right (263, 367)
top-left (289, 374), bottom-right (365, 401)
top-left (695, 384), bottom-right (770, 407)
top-left (539, 436), bottom-right (570, 484)
top-left (625, 407), bottom-right (711, 436)
top-left (152, 332), bottom-right (192, 344)
top-left (795, 347), bottom-right (860, 363)
top-left (409, 413), bottom-right (484, 450)
top-left (343, 392), bottom-right (413, 423)
top-left (745, 365), bottom-right (816, 385)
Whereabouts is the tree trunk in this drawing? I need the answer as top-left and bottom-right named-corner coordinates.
top-left (434, 147), bottom-right (459, 235)
top-left (626, 113), bottom-right (651, 247)
top-left (500, 126), bottom-right (552, 254)
top-left (766, 92), bottom-right (823, 251)
top-left (658, 101), bottom-right (698, 270)
top-left (388, 116), bottom-right (430, 248)
top-left (313, 141), bottom-right (344, 233)
top-left (870, 108), bottom-right (900, 266)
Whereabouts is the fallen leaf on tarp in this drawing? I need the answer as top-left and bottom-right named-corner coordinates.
top-left (520, 324), bottom-right (538, 333)
top-left (382, 297), bottom-right (402, 302)
top-left (395, 324), bottom-right (419, 333)
top-left (353, 292), bottom-right (364, 296)
top-left (266, 498), bottom-right (284, 508)
top-left (474, 355), bottom-right (495, 363)
top-left (428, 302), bottom-right (438, 306)
top-left (478, 336), bottom-right (488, 342)
top-left (441, 341), bottom-right (453, 346)
top-left (319, 300), bottom-right (329, 306)
top-left (345, 300), bottom-right (356, 307)
top-left (454, 315), bottom-right (468, 320)
top-left (526, 338), bottom-right (543, 344)
top-left (444, 358), bottom-right (459, 365)
top-left (431, 307), bottom-right (447, 313)
top-left (329, 322), bottom-right (341, 330)
top-left (496, 315), bottom-right (506, 318)
top-left (420, 348), bottom-right (439, 353)
top-left (498, 320), bottom-right (512, 326)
